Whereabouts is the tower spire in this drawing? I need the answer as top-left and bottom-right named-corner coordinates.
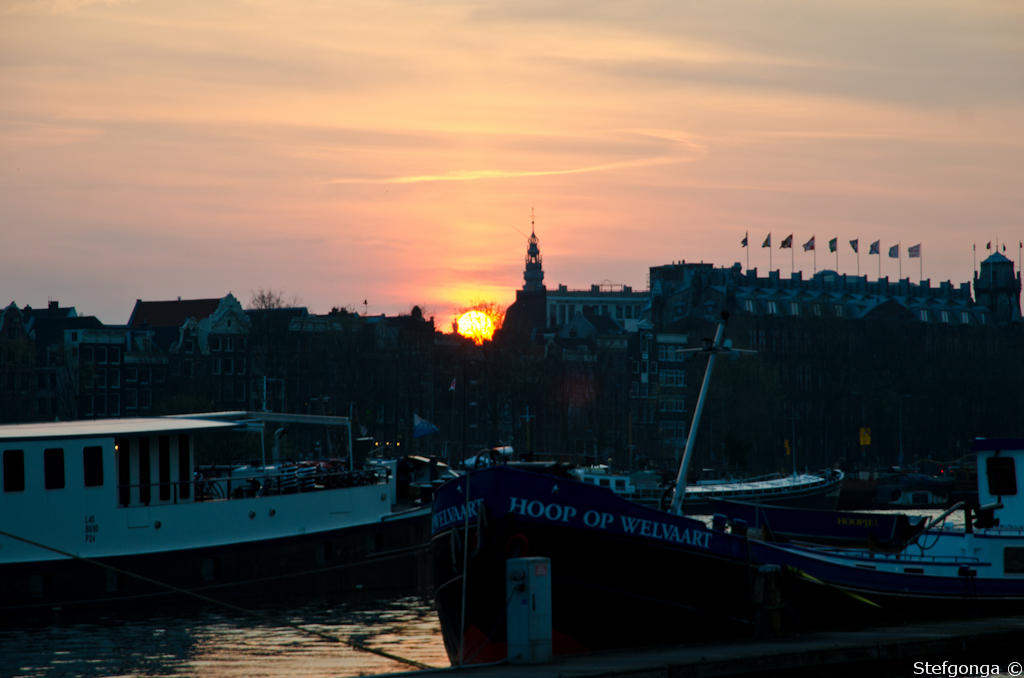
top-left (523, 209), bottom-right (545, 291)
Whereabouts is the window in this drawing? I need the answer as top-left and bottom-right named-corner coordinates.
top-left (236, 359), bottom-right (246, 375)
top-left (744, 300), bottom-right (756, 313)
top-left (109, 369), bottom-right (120, 389)
top-left (766, 301), bottom-right (778, 314)
top-left (44, 448), bottom-right (65, 490)
top-left (83, 346), bottom-right (94, 363)
top-left (224, 359), bottom-right (233, 375)
top-left (919, 309), bottom-right (928, 322)
top-left (226, 338), bottom-right (234, 352)
top-left (139, 438), bottom-right (151, 504)
top-left (660, 370), bottom-right (685, 387)
top-left (941, 310), bottom-right (951, 324)
top-left (790, 302), bottom-right (800, 315)
top-left (109, 347), bottom-right (120, 364)
top-left (211, 337), bottom-right (221, 351)
top-left (95, 369), bottom-right (107, 389)
top-left (962, 311), bottom-right (971, 324)
top-left (126, 389), bottom-right (138, 409)
top-left (212, 358), bottom-right (221, 375)
top-left (3, 450), bottom-right (25, 492)
top-left (178, 435), bottom-right (191, 500)
top-left (237, 382), bottom-right (246, 402)
top-left (616, 305), bottom-right (623, 319)
top-left (108, 393), bottom-right (119, 415)
top-left (141, 389), bottom-right (152, 409)
top-left (631, 360), bottom-right (639, 374)
top-left (813, 304), bottom-right (822, 316)
top-left (987, 457), bottom-right (1017, 496)
top-left (97, 346), bottom-right (107, 364)
top-left (184, 339), bottom-right (194, 353)
top-left (834, 305), bottom-right (844, 318)
top-left (126, 367), bottom-right (138, 382)
top-left (650, 362), bottom-right (658, 374)
top-left (83, 446), bottom-right (104, 487)
top-left (159, 436), bottom-right (171, 502)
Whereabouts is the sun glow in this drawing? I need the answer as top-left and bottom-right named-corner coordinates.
top-left (457, 310), bottom-right (496, 344)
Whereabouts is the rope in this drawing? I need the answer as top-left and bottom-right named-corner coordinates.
top-left (0, 528), bottom-right (435, 671)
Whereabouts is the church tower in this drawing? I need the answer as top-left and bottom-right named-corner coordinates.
top-left (498, 212), bottom-right (548, 343)
top-left (523, 215), bottom-right (545, 291)
top-left (974, 251), bottom-right (1022, 323)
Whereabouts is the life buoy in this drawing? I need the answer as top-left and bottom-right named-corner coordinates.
top-left (504, 533), bottom-right (530, 558)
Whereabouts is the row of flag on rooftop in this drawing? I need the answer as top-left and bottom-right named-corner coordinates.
top-left (740, 234), bottom-right (922, 259)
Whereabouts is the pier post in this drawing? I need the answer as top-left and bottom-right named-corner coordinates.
top-left (506, 557), bottom-right (552, 664)
top-left (753, 564), bottom-right (783, 637)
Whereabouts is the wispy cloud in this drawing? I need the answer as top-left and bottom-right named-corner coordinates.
top-left (327, 155), bottom-right (684, 185)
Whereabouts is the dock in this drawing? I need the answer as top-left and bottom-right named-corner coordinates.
top-left (398, 615), bottom-right (1024, 677)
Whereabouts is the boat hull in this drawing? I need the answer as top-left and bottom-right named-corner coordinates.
top-left (430, 466), bottom-right (754, 665)
top-left (0, 509), bottom-right (431, 615)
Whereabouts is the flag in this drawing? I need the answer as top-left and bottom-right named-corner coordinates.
top-left (888, 244), bottom-right (899, 258)
top-left (1003, 244), bottom-right (1007, 252)
top-left (803, 236), bottom-right (815, 252)
top-left (850, 239), bottom-right (859, 253)
top-left (741, 232), bottom-right (748, 247)
top-left (413, 413), bottom-right (440, 438)
top-left (869, 240), bottom-right (880, 255)
top-left (908, 244), bottom-right (921, 258)
top-left (448, 378), bottom-right (456, 392)
top-left (987, 242), bottom-right (991, 250)
top-left (780, 234), bottom-right (793, 249)
top-left (829, 237), bottom-right (837, 253)
top-left (762, 233), bottom-right (771, 248)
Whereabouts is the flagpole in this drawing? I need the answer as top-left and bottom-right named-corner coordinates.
top-left (835, 244), bottom-right (839, 273)
top-left (746, 231), bottom-right (749, 271)
top-left (813, 245), bottom-right (816, 274)
top-left (899, 241), bottom-right (902, 280)
top-left (857, 248), bottom-right (860, 277)
top-left (878, 247), bottom-right (881, 280)
top-left (791, 244), bottom-right (794, 275)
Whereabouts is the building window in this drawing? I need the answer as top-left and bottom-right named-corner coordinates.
top-left (616, 305), bottom-right (623, 319)
top-left (126, 367), bottom-right (138, 382)
top-left (632, 360), bottom-right (639, 374)
top-left (790, 302), bottom-right (800, 316)
top-left (83, 446), bottom-right (104, 487)
top-left (83, 346), bottom-right (94, 363)
top-left (226, 337), bottom-right (234, 352)
top-left (919, 309), bottom-right (928, 322)
top-left (141, 390), bottom-right (152, 409)
top-left (97, 346), bottom-right (108, 364)
top-left (767, 301), bottom-right (778, 314)
top-left (744, 300), bottom-right (756, 313)
top-left (44, 448), bottom-right (65, 490)
top-left (660, 370), bottom-right (685, 387)
top-left (109, 369), bottom-right (120, 389)
top-left (651, 362), bottom-right (658, 374)
top-left (236, 359), bottom-right (246, 375)
top-left (211, 337), bottom-right (221, 351)
top-left (813, 304), bottom-right (822, 316)
top-left (126, 389), bottom-right (138, 409)
top-left (941, 310), bottom-right (951, 323)
top-left (95, 369), bottom-right (107, 389)
top-left (961, 311), bottom-right (970, 324)
top-left (3, 450), bottom-right (25, 492)
top-left (834, 305), bottom-right (844, 317)
top-left (109, 393), bottom-right (119, 415)
top-left (987, 457), bottom-right (1017, 496)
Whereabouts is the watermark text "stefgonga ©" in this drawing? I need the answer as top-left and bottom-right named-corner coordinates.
top-left (914, 661), bottom-right (1020, 677)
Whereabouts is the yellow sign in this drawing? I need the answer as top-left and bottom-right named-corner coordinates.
top-left (784, 440), bottom-right (791, 456)
top-left (860, 428), bottom-right (871, 446)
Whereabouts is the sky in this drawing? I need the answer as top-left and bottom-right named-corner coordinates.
top-left (2, 0), bottom-right (1022, 328)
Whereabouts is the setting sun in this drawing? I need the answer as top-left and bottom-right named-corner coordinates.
top-left (457, 310), bottom-right (496, 344)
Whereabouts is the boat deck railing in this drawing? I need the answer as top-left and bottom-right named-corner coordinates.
top-left (115, 464), bottom-right (388, 507)
top-left (790, 543), bottom-right (985, 565)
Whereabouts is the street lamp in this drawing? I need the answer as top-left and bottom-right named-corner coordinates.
top-left (898, 394), bottom-right (911, 468)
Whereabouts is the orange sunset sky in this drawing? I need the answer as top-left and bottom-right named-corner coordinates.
top-left (2, 0), bottom-right (1022, 329)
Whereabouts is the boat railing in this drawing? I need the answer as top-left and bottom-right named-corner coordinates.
top-left (791, 543), bottom-right (984, 565)
top-left (115, 465), bottom-right (388, 507)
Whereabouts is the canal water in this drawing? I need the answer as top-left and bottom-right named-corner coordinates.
top-left (0, 510), bottom-right (969, 678)
top-left (0, 596), bottom-right (449, 678)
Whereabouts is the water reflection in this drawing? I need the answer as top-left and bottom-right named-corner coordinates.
top-left (0, 596), bottom-right (448, 678)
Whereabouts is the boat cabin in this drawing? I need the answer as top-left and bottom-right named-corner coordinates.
top-left (975, 438), bottom-right (1024, 527)
top-left (1, 418), bottom-right (237, 511)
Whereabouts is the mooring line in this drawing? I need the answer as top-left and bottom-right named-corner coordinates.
top-left (0, 528), bottom-right (435, 671)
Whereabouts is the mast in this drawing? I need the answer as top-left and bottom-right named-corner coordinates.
top-left (669, 312), bottom-right (756, 514)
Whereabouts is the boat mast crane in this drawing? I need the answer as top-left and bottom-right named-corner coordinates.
top-left (669, 312), bottom-right (757, 514)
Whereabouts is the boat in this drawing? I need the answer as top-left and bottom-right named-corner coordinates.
top-left (707, 499), bottom-right (926, 550)
top-left (431, 313), bottom-right (765, 665)
top-left (430, 462), bottom-right (755, 664)
top-left (747, 436), bottom-right (1024, 629)
top-left (680, 468), bottom-right (843, 514)
top-left (0, 412), bottom-right (433, 615)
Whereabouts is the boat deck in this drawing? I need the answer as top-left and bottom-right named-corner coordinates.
top-left (397, 614), bottom-right (1024, 678)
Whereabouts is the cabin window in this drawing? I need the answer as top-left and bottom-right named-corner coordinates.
top-left (139, 438), bottom-right (152, 505)
top-left (1005, 547), bottom-right (1024, 575)
top-left (599, 478), bottom-right (610, 487)
top-left (44, 448), bottom-right (65, 490)
top-left (3, 450), bottom-right (25, 492)
top-left (178, 434), bottom-right (191, 500)
top-left (83, 446), bottom-right (104, 487)
top-left (987, 457), bottom-right (1017, 496)
top-left (117, 438), bottom-right (130, 506)
top-left (159, 436), bottom-right (171, 501)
